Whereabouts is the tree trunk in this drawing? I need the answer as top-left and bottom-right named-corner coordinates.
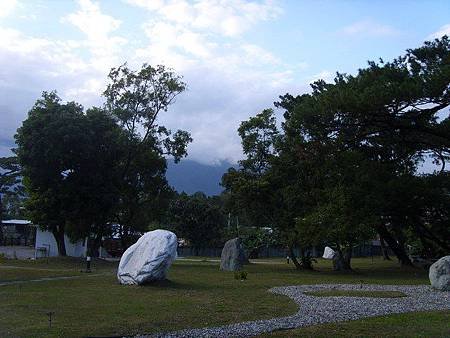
top-left (376, 225), bottom-right (413, 267)
top-left (379, 236), bottom-right (391, 260)
top-left (52, 226), bottom-right (66, 256)
top-left (288, 245), bottom-right (302, 270)
top-left (299, 247), bottom-right (314, 270)
top-left (333, 247), bottom-right (352, 271)
top-left (88, 233), bottom-right (103, 257)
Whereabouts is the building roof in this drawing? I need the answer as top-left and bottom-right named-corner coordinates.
top-left (1, 219), bottom-right (32, 225)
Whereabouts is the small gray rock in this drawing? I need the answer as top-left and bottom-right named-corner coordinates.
top-left (220, 238), bottom-right (247, 271)
top-left (429, 255), bottom-right (450, 291)
top-left (117, 229), bottom-right (177, 285)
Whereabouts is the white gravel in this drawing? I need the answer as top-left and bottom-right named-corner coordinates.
top-left (140, 284), bottom-right (450, 338)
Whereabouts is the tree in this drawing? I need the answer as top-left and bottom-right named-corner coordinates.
top-left (15, 93), bottom-right (132, 256)
top-left (0, 156), bottom-right (22, 221)
top-left (62, 107), bottom-right (128, 256)
top-left (223, 109), bottom-right (317, 269)
top-left (168, 192), bottom-right (225, 253)
top-left (15, 92), bottom-right (87, 255)
top-left (103, 63), bottom-right (192, 247)
top-left (15, 64), bottom-right (192, 255)
top-left (277, 36), bottom-right (450, 266)
top-left (224, 37), bottom-right (450, 270)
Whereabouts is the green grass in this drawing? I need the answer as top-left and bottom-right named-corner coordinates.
top-left (0, 256), bottom-right (441, 338)
top-left (261, 310), bottom-right (450, 337)
top-left (304, 289), bottom-right (406, 298)
top-left (0, 257), bottom-right (116, 282)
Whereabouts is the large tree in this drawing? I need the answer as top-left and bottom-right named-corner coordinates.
top-left (224, 36), bottom-right (450, 269)
top-left (103, 63), bottom-right (192, 247)
top-left (278, 37), bottom-right (450, 266)
top-left (168, 192), bottom-right (225, 253)
top-left (15, 92), bottom-right (88, 255)
top-left (62, 107), bottom-right (128, 256)
top-left (15, 94), bottom-right (129, 256)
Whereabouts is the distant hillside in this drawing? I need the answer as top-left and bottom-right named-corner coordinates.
top-left (166, 159), bottom-right (236, 196)
top-left (1, 159), bottom-right (236, 198)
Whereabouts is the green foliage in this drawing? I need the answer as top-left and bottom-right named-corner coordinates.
top-left (229, 226), bottom-right (280, 258)
top-left (104, 63), bottom-right (191, 163)
top-left (14, 92), bottom-right (90, 254)
top-left (103, 63), bottom-right (192, 247)
top-left (168, 192), bottom-right (226, 250)
top-left (0, 156), bottom-right (24, 220)
top-left (224, 37), bottom-right (450, 270)
top-left (14, 63), bottom-right (192, 254)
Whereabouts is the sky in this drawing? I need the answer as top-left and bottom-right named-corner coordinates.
top-left (0, 0), bottom-right (449, 165)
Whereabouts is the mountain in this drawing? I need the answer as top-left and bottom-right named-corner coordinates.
top-left (1, 159), bottom-right (236, 198)
top-left (166, 159), bottom-right (236, 196)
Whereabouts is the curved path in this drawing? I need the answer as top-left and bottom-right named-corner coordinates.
top-left (144, 284), bottom-right (450, 338)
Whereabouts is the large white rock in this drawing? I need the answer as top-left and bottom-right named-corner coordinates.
top-left (322, 246), bottom-right (336, 259)
top-left (117, 230), bottom-right (177, 285)
top-left (429, 255), bottom-right (450, 291)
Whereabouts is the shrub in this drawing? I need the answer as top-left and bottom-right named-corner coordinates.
top-left (234, 270), bottom-right (248, 280)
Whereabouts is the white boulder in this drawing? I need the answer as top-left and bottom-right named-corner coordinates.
top-left (322, 246), bottom-right (336, 259)
top-left (429, 255), bottom-right (450, 291)
top-left (117, 229), bottom-right (177, 285)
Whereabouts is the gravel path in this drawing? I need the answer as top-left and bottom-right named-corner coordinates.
top-left (142, 284), bottom-right (450, 338)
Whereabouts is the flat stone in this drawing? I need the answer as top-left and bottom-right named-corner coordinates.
top-left (220, 238), bottom-right (247, 271)
top-left (117, 230), bottom-right (177, 285)
top-left (429, 255), bottom-right (450, 291)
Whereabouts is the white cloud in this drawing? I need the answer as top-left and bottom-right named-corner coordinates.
top-left (124, 1), bottom-right (291, 164)
top-left (341, 19), bottom-right (399, 37)
top-left (126, 0), bottom-right (282, 37)
top-left (0, 0), bottom-right (127, 154)
top-left (65, 0), bottom-right (121, 39)
top-left (0, 0), bottom-right (17, 18)
top-left (0, 26), bottom-right (102, 154)
top-left (307, 70), bottom-right (334, 84)
top-left (62, 0), bottom-right (127, 72)
top-left (0, 0), bottom-right (295, 165)
top-left (428, 24), bottom-right (450, 39)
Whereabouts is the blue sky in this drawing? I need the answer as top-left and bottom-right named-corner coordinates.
top-left (1, 0), bottom-right (449, 164)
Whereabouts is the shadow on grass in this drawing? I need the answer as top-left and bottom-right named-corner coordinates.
top-left (140, 278), bottom-right (190, 289)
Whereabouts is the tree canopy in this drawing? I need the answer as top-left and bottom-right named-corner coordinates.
top-left (224, 36), bottom-right (450, 270)
top-left (15, 64), bottom-right (192, 255)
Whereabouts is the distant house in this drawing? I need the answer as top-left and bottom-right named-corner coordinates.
top-left (0, 219), bottom-right (35, 246)
top-left (1, 219), bottom-right (92, 258)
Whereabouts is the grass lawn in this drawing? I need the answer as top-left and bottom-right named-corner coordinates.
top-left (0, 256), bottom-right (445, 337)
top-left (303, 289), bottom-right (407, 298)
top-left (0, 256), bottom-right (116, 282)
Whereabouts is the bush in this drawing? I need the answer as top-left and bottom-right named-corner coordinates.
top-left (234, 270), bottom-right (248, 280)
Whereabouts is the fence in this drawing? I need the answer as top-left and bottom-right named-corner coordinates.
top-left (178, 243), bottom-right (385, 258)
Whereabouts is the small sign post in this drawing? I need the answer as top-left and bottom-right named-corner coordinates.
top-left (86, 256), bottom-right (91, 273)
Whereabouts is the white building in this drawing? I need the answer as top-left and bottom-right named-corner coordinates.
top-left (35, 228), bottom-right (87, 258)
top-left (2, 219), bottom-right (111, 258)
